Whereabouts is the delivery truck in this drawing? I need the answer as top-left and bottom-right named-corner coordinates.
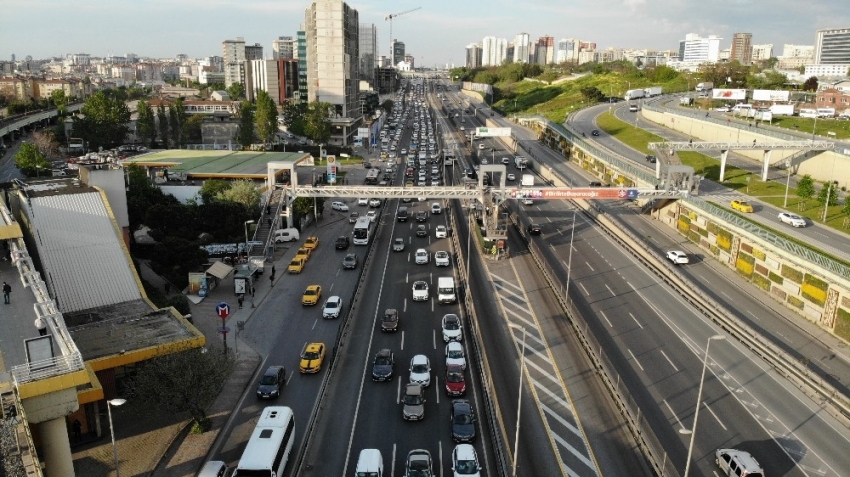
top-left (514, 156), bottom-right (529, 170)
top-left (769, 104), bottom-right (795, 116)
top-left (521, 174), bottom-right (535, 187)
top-left (624, 89), bottom-right (645, 101)
top-left (644, 86), bottom-right (663, 97)
top-left (695, 82), bottom-right (714, 92)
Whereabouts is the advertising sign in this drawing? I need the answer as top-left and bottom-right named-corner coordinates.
top-left (326, 155), bottom-right (337, 184)
top-left (357, 127), bottom-right (370, 138)
top-left (475, 127), bottom-right (511, 137)
top-left (712, 89), bottom-right (747, 100)
top-left (510, 188), bottom-right (638, 200)
top-left (752, 90), bottom-right (790, 102)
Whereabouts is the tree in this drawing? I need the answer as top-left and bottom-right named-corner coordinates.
top-left (254, 90), bottom-right (279, 145)
top-left (797, 174), bottom-right (815, 199)
top-left (15, 143), bottom-right (52, 177)
top-left (124, 346), bottom-right (234, 432)
top-left (217, 179), bottom-right (261, 210)
top-left (173, 98), bottom-right (187, 147)
top-left (31, 130), bottom-right (60, 159)
top-left (580, 86), bottom-right (604, 103)
top-left (226, 83), bottom-right (245, 101)
top-left (136, 100), bottom-right (157, 147)
top-left (235, 101), bottom-right (255, 147)
top-left (303, 102), bottom-right (332, 144)
top-left (157, 103), bottom-right (170, 148)
top-left (803, 76), bottom-right (819, 92)
top-left (72, 91), bottom-right (131, 150)
top-left (817, 181), bottom-right (839, 206)
top-left (843, 195), bottom-right (850, 216)
top-left (184, 115), bottom-right (204, 144)
top-left (50, 89), bottom-right (68, 115)
top-left (199, 179), bottom-right (231, 204)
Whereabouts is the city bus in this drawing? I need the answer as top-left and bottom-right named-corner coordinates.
top-left (232, 406), bottom-right (295, 477)
top-left (365, 168), bottom-right (380, 185)
top-left (353, 217), bottom-right (373, 245)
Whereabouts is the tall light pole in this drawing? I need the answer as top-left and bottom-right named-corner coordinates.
top-left (243, 220), bottom-right (254, 248)
top-left (680, 335), bottom-right (725, 477)
top-left (565, 209), bottom-right (577, 302)
top-left (107, 398), bottom-right (127, 477)
top-left (508, 323), bottom-right (528, 477)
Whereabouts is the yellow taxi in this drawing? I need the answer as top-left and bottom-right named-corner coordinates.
top-left (299, 342), bottom-right (326, 373)
top-left (302, 285), bottom-right (322, 305)
top-left (303, 235), bottom-right (320, 251)
top-left (730, 199), bottom-right (754, 213)
top-left (295, 247), bottom-right (312, 262)
top-left (288, 257), bottom-right (305, 274)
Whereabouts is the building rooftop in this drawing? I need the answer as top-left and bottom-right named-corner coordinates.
top-left (121, 150), bottom-right (312, 179)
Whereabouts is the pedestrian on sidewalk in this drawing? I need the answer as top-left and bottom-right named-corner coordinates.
top-left (72, 419), bottom-right (82, 442)
top-left (2, 281), bottom-right (10, 304)
top-left (35, 317), bottom-right (47, 336)
top-left (238, 294), bottom-right (244, 309)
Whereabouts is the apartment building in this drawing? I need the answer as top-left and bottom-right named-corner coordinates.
top-left (513, 33), bottom-right (530, 63)
top-left (730, 33), bottom-right (753, 65)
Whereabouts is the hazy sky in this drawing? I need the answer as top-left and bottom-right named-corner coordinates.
top-left (2, 0), bottom-right (849, 66)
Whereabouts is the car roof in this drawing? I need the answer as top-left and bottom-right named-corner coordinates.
top-left (454, 443), bottom-right (477, 460)
top-left (447, 341), bottom-right (462, 350)
top-left (377, 348), bottom-right (392, 357)
top-left (411, 354), bottom-right (428, 363)
top-left (305, 342), bottom-right (323, 351)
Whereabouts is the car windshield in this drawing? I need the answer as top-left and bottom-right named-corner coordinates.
top-left (303, 350), bottom-right (320, 359)
top-left (415, 283), bottom-right (426, 290)
top-left (403, 393), bottom-right (423, 405)
top-left (375, 356), bottom-right (390, 365)
top-left (411, 363), bottom-right (428, 373)
top-left (448, 349), bottom-right (463, 359)
top-left (384, 314), bottom-right (397, 322)
top-left (259, 375), bottom-right (277, 385)
top-left (305, 290), bottom-right (317, 296)
top-left (447, 371), bottom-right (464, 383)
top-left (454, 412), bottom-right (473, 424)
top-left (454, 459), bottom-right (479, 474)
top-left (290, 260), bottom-right (300, 266)
top-left (445, 319), bottom-right (459, 330)
top-left (326, 302), bottom-right (339, 309)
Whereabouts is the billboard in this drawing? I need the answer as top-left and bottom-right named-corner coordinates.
top-left (712, 89), bottom-right (747, 100)
top-left (752, 90), bottom-right (790, 102)
top-left (357, 127), bottom-right (370, 138)
top-left (511, 188), bottom-right (638, 200)
top-left (475, 127), bottom-right (511, 137)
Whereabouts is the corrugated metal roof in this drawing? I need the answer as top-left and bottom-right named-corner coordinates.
top-left (31, 192), bottom-right (141, 313)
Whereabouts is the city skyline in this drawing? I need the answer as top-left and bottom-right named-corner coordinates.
top-left (2, 0), bottom-right (850, 66)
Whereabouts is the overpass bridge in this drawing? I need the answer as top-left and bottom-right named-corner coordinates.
top-left (0, 103), bottom-right (84, 143)
top-left (650, 140), bottom-right (834, 182)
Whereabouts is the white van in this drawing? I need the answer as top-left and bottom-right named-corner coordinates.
top-left (438, 277), bottom-right (456, 304)
top-left (273, 228), bottom-right (300, 243)
top-left (715, 448), bottom-right (764, 477)
top-left (197, 461), bottom-right (228, 477)
top-left (355, 448), bottom-right (383, 477)
top-left (731, 104), bottom-right (753, 114)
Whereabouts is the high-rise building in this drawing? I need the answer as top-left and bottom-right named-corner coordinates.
top-left (466, 43), bottom-right (482, 68)
top-left (678, 33), bottom-right (722, 63)
top-left (391, 40), bottom-right (405, 66)
top-left (296, 29), bottom-right (308, 102)
top-left (245, 59), bottom-right (299, 105)
top-left (245, 43), bottom-right (263, 60)
top-left (359, 23), bottom-right (377, 82)
top-left (556, 38), bottom-right (578, 63)
top-left (534, 36), bottom-right (555, 65)
top-left (730, 33), bottom-right (753, 65)
top-left (815, 27), bottom-right (850, 64)
top-left (272, 36), bottom-right (296, 59)
top-left (222, 37), bottom-right (247, 87)
top-left (305, 0), bottom-right (361, 145)
top-left (778, 44), bottom-right (814, 69)
top-left (481, 37), bottom-right (508, 66)
top-left (751, 44), bottom-right (774, 62)
top-left (513, 33), bottom-right (530, 63)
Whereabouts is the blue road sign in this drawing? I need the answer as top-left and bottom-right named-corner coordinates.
top-left (216, 302), bottom-right (230, 319)
top-left (627, 189), bottom-right (639, 200)
top-left (218, 327), bottom-right (230, 334)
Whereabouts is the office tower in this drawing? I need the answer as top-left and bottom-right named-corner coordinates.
top-left (272, 36), bottom-right (296, 59)
top-left (222, 37), bottom-right (246, 87)
top-left (391, 40), bottom-right (405, 66)
top-left (730, 33), bottom-right (753, 65)
top-left (678, 33), bottom-right (722, 63)
top-left (305, 0), bottom-right (360, 145)
top-left (466, 43), bottom-right (482, 68)
top-left (359, 23), bottom-right (377, 82)
top-left (815, 27), bottom-right (850, 64)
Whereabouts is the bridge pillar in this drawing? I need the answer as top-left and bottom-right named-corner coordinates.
top-left (761, 150), bottom-right (773, 181)
top-left (38, 416), bottom-right (74, 477)
top-left (719, 150), bottom-right (729, 182)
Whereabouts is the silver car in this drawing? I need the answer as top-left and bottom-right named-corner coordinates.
top-left (393, 238), bottom-right (406, 252)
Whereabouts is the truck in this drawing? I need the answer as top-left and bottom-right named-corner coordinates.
top-left (624, 89), bottom-right (645, 101)
top-left (521, 174), bottom-right (535, 187)
top-left (680, 96), bottom-right (694, 106)
top-left (514, 156), bottom-right (529, 170)
top-left (695, 82), bottom-right (713, 92)
top-left (769, 104), bottom-right (795, 116)
top-left (644, 86), bottom-right (663, 97)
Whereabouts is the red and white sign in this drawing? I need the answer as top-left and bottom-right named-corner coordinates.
top-left (712, 89), bottom-right (747, 100)
top-left (511, 188), bottom-right (637, 200)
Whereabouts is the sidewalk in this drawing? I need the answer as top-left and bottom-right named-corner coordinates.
top-left (71, 254), bottom-right (286, 477)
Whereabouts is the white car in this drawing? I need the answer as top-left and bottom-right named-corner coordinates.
top-left (445, 341), bottom-right (467, 370)
top-left (522, 198), bottom-right (534, 206)
top-left (778, 212), bottom-right (807, 228)
top-left (431, 203), bottom-right (442, 214)
top-left (366, 210), bottom-right (378, 222)
top-left (322, 296), bottom-right (343, 319)
top-left (330, 201), bottom-right (349, 212)
top-left (409, 354), bottom-right (431, 387)
top-left (442, 314), bottom-right (462, 342)
top-left (452, 444), bottom-right (481, 477)
top-left (666, 250), bottom-right (689, 265)
top-left (435, 250), bottom-right (450, 267)
top-left (435, 225), bottom-right (447, 238)
top-left (412, 281), bottom-right (429, 301)
top-left (393, 238), bottom-right (405, 252)
top-left (415, 248), bottom-right (429, 265)
top-left (507, 173), bottom-right (516, 181)
top-left (357, 197), bottom-right (368, 206)
top-left (369, 198), bottom-right (382, 208)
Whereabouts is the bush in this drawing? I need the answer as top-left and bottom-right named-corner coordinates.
top-left (166, 295), bottom-right (192, 315)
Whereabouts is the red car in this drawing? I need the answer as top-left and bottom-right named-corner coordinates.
top-left (445, 364), bottom-right (466, 396)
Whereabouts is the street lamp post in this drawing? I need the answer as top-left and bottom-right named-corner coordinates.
top-left (508, 323), bottom-right (527, 477)
top-left (783, 159), bottom-right (793, 208)
top-left (243, 220), bottom-right (254, 254)
top-left (565, 209), bottom-right (577, 302)
top-left (107, 398), bottom-right (127, 477)
top-left (680, 335), bottom-right (725, 477)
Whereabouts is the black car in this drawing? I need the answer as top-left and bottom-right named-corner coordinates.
top-left (371, 348), bottom-right (394, 381)
top-left (415, 210), bottom-right (428, 222)
top-left (256, 365), bottom-right (285, 399)
top-left (335, 236), bottom-right (350, 249)
top-left (591, 129), bottom-right (600, 136)
top-left (381, 308), bottom-right (399, 332)
top-left (342, 253), bottom-right (358, 269)
top-left (450, 399), bottom-right (476, 442)
top-left (527, 224), bottom-right (542, 235)
top-left (415, 225), bottom-right (428, 237)
top-left (645, 155), bottom-right (657, 163)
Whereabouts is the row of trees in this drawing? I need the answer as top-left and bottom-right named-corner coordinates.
top-left (136, 99), bottom-right (202, 149)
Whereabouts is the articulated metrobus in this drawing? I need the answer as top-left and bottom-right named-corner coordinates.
top-left (353, 216), bottom-right (373, 245)
top-left (233, 406), bottom-right (295, 477)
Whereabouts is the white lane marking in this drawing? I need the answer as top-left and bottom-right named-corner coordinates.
top-left (401, 331), bottom-right (405, 350)
top-left (599, 310), bottom-right (613, 328)
top-left (605, 284), bottom-right (616, 297)
top-left (585, 262), bottom-right (595, 272)
top-left (702, 401), bottom-right (727, 431)
top-left (629, 312), bottom-right (643, 329)
top-left (531, 377), bottom-right (572, 412)
top-left (659, 350), bottom-right (678, 372)
top-left (540, 403), bottom-right (598, 472)
top-left (579, 283), bottom-right (589, 295)
top-left (391, 444), bottom-right (397, 477)
top-left (438, 440), bottom-right (444, 477)
top-left (628, 349), bottom-right (644, 371)
top-left (663, 399), bottom-right (686, 429)
top-left (432, 329), bottom-right (436, 350)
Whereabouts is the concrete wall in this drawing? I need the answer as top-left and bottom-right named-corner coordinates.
top-left (640, 108), bottom-right (850, 189)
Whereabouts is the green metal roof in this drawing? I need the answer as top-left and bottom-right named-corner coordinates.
top-left (122, 150), bottom-right (312, 178)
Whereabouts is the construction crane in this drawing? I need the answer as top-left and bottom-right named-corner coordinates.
top-left (385, 7), bottom-right (421, 51)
